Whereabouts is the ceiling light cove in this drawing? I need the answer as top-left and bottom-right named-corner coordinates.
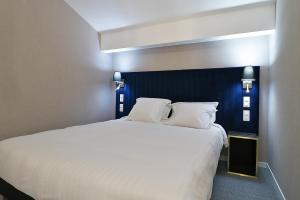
top-left (64, 0), bottom-right (275, 32)
top-left (99, 3), bottom-right (275, 53)
top-left (101, 30), bottom-right (275, 54)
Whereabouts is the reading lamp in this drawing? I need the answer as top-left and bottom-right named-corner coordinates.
top-left (113, 71), bottom-right (124, 90)
top-left (242, 66), bottom-right (255, 93)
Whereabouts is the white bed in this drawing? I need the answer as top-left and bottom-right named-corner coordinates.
top-left (0, 119), bottom-right (227, 200)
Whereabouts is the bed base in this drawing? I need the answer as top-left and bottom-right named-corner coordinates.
top-left (0, 178), bottom-right (34, 200)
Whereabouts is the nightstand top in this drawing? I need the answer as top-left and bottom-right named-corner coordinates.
top-left (228, 131), bottom-right (258, 139)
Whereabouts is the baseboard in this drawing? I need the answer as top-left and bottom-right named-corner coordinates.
top-left (259, 162), bottom-right (286, 200)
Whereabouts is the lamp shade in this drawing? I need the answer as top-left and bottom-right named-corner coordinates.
top-left (113, 72), bottom-right (122, 82)
top-left (242, 66), bottom-right (255, 80)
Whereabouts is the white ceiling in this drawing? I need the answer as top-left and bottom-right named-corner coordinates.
top-left (64, 0), bottom-right (273, 32)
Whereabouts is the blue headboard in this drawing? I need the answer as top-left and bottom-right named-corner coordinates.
top-left (116, 67), bottom-right (260, 134)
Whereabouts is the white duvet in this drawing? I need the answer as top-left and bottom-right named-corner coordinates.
top-left (0, 119), bottom-right (227, 200)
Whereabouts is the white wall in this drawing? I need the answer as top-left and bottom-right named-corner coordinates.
top-left (101, 3), bottom-right (275, 52)
top-left (268, 0), bottom-right (300, 199)
top-left (0, 0), bottom-right (114, 140)
top-left (113, 35), bottom-right (270, 161)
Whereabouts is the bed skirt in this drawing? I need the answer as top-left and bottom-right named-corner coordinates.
top-left (0, 178), bottom-right (34, 200)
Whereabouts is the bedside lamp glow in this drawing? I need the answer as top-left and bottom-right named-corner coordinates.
top-left (113, 72), bottom-right (124, 90)
top-left (242, 66), bottom-right (255, 93)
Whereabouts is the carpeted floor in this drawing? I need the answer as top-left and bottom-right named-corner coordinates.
top-left (0, 161), bottom-right (283, 200)
top-left (211, 162), bottom-right (283, 200)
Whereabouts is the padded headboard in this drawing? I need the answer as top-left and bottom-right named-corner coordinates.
top-left (116, 67), bottom-right (260, 134)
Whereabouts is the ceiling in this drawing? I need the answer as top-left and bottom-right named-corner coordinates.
top-left (64, 0), bottom-right (273, 32)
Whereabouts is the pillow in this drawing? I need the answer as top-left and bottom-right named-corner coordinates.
top-left (165, 102), bottom-right (218, 129)
top-left (172, 102), bottom-right (218, 123)
top-left (161, 103), bottom-right (172, 120)
top-left (198, 102), bottom-right (219, 108)
top-left (128, 98), bottom-right (171, 123)
top-left (196, 102), bottom-right (219, 123)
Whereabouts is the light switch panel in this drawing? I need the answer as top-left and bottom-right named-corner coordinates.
top-left (120, 94), bottom-right (124, 103)
top-left (243, 110), bottom-right (250, 121)
top-left (119, 104), bottom-right (124, 112)
top-left (243, 96), bottom-right (250, 108)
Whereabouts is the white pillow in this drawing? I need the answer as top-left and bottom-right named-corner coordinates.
top-left (196, 102), bottom-right (219, 123)
top-left (128, 98), bottom-right (171, 123)
top-left (173, 102), bottom-right (218, 123)
top-left (166, 102), bottom-right (218, 129)
top-left (162, 103), bottom-right (172, 120)
top-left (198, 102), bottom-right (219, 108)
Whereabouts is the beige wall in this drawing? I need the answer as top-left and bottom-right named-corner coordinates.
top-left (113, 36), bottom-right (270, 161)
top-left (0, 0), bottom-right (114, 140)
top-left (268, 0), bottom-right (300, 199)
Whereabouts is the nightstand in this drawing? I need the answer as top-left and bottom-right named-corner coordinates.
top-left (228, 131), bottom-right (258, 178)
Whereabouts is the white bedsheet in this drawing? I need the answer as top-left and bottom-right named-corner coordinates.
top-left (0, 120), bottom-right (227, 200)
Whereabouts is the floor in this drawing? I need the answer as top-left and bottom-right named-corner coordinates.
top-left (0, 162), bottom-right (283, 200)
top-left (211, 162), bottom-right (283, 200)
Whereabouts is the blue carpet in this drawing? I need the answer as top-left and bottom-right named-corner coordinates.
top-left (211, 162), bottom-right (283, 200)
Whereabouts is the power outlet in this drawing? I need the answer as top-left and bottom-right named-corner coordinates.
top-left (243, 96), bottom-right (250, 108)
top-left (243, 110), bottom-right (250, 121)
top-left (120, 94), bottom-right (124, 103)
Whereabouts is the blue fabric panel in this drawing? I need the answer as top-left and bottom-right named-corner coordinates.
top-left (116, 67), bottom-right (260, 134)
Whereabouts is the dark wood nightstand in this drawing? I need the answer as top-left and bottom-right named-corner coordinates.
top-left (228, 131), bottom-right (258, 178)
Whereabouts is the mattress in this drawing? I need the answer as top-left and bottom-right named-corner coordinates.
top-left (0, 119), bottom-right (227, 200)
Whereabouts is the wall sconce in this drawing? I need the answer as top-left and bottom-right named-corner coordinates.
top-left (242, 66), bottom-right (255, 93)
top-left (113, 71), bottom-right (124, 90)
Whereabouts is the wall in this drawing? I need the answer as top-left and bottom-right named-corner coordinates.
top-left (0, 0), bottom-right (114, 140)
top-left (113, 35), bottom-right (270, 162)
top-left (268, 0), bottom-right (300, 199)
top-left (101, 3), bottom-right (275, 52)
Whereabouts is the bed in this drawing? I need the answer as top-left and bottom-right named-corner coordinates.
top-left (0, 67), bottom-right (260, 200)
top-left (0, 118), bottom-right (227, 200)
